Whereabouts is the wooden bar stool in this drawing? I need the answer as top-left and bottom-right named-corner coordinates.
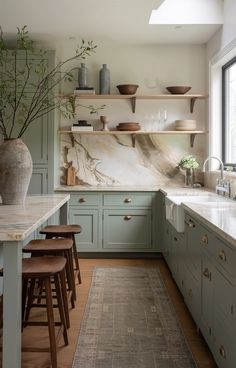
top-left (23, 238), bottom-right (76, 314)
top-left (40, 225), bottom-right (82, 284)
top-left (0, 256), bottom-right (68, 368)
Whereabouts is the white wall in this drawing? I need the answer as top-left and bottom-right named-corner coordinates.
top-left (39, 39), bottom-right (207, 186)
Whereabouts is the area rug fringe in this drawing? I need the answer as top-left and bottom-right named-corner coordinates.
top-left (72, 266), bottom-right (197, 368)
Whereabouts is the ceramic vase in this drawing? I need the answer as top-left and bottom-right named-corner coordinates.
top-left (99, 64), bottom-right (110, 94)
top-left (0, 138), bottom-right (33, 204)
top-left (78, 63), bottom-right (88, 87)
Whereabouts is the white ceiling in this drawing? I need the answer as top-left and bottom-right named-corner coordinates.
top-left (0, 0), bottom-right (224, 45)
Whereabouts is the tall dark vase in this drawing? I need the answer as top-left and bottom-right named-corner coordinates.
top-left (0, 138), bottom-right (33, 204)
top-left (78, 63), bottom-right (88, 88)
top-left (99, 64), bottom-right (110, 94)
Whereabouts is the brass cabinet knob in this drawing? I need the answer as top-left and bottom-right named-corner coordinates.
top-left (203, 268), bottom-right (211, 280)
top-left (124, 198), bottom-right (132, 203)
top-left (201, 234), bottom-right (208, 245)
top-left (124, 215), bottom-right (132, 220)
top-left (219, 345), bottom-right (226, 359)
top-left (218, 250), bottom-right (226, 262)
top-left (79, 198), bottom-right (87, 203)
top-left (187, 220), bottom-right (195, 228)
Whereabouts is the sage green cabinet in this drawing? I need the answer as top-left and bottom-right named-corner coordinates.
top-left (103, 209), bottom-right (152, 250)
top-left (184, 211), bottom-right (235, 368)
top-left (65, 191), bottom-right (158, 253)
top-left (15, 51), bottom-right (55, 195)
top-left (69, 193), bottom-right (102, 251)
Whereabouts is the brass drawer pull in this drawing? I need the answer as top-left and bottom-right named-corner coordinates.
top-left (201, 234), bottom-right (208, 245)
top-left (124, 198), bottom-right (132, 203)
top-left (218, 250), bottom-right (226, 262)
top-left (186, 220), bottom-right (195, 228)
top-left (79, 198), bottom-right (87, 203)
top-left (203, 268), bottom-right (211, 280)
top-left (124, 215), bottom-right (132, 220)
top-left (219, 345), bottom-right (226, 359)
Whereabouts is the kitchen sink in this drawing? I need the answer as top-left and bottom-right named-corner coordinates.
top-left (165, 194), bottom-right (233, 232)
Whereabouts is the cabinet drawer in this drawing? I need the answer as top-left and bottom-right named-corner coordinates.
top-left (214, 267), bottom-right (234, 326)
top-left (214, 236), bottom-right (234, 277)
top-left (103, 193), bottom-right (153, 207)
top-left (70, 193), bottom-right (102, 207)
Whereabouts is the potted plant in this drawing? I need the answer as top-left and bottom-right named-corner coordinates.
top-left (0, 26), bottom-right (100, 204)
top-left (177, 155), bottom-right (200, 186)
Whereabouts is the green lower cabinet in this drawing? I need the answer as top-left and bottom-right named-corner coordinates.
top-left (69, 208), bottom-right (100, 251)
top-left (184, 267), bottom-right (201, 325)
top-left (200, 251), bottom-right (214, 349)
top-left (103, 209), bottom-right (152, 250)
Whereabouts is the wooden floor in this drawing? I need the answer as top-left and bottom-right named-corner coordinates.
top-left (15, 258), bottom-right (217, 368)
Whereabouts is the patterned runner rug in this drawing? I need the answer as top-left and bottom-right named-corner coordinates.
top-left (72, 267), bottom-right (196, 368)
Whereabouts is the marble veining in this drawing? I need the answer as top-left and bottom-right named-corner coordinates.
top-left (60, 133), bottom-right (205, 187)
top-left (0, 194), bottom-right (70, 241)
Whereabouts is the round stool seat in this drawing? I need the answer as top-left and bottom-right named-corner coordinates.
top-left (40, 224), bottom-right (82, 235)
top-left (23, 238), bottom-right (73, 253)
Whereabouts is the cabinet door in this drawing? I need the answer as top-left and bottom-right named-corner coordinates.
top-left (201, 252), bottom-right (214, 348)
top-left (170, 228), bottom-right (185, 293)
top-left (28, 167), bottom-right (48, 194)
top-left (185, 214), bottom-right (201, 283)
top-left (103, 209), bottom-right (152, 250)
top-left (69, 208), bottom-right (99, 251)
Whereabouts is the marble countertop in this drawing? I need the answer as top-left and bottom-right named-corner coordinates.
top-left (55, 184), bottom-right (209, 195)
top-left (0, 194), bottom-right (70, 241)
top-left (182, 201), bottom-right (236, 247)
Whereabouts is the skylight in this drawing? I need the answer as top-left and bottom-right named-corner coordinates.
top-left (149, 0), bottom-right (224, 25)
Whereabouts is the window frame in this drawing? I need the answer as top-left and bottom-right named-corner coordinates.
top-left (222, 56), bottom-right (236, 169)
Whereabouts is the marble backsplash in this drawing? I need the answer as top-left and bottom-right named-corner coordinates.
top-left (60, 133), bottom-right (206, 187)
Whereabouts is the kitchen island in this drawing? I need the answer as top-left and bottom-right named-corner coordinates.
top-left (0, 194), bottom-right (70, 368)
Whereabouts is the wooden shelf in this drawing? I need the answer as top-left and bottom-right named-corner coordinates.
top-left (61, 93), bottom-right (207, 113)
top-left (59, 130), bottom-right (207, 148)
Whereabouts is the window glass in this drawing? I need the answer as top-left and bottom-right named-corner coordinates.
top-left (222, 57), bottom-right (236, 166)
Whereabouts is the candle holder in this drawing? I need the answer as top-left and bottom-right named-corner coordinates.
top-left (100, 115), bottom-right (109, 131)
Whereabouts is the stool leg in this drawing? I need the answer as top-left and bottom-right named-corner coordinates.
top-left (24, 278), bottom-right (36, 324)
top-left (59, 268), bottom-right (70, 329)
top-left (54, 274), bottom-right (68, 345)
top-left (71, 234), bottom-right (82, 284)
top-left (67, 249), bottom-right (76, 305)
top-left (44, 277), bottom-right (58, 368)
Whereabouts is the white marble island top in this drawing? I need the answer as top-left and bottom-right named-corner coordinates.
top-left (183, 201), bottom-right (236, 247)
top-left (0, 194), bottom-right (70, 241)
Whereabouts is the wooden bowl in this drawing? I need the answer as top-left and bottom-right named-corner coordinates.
top-left (166, 86), bottom-right (191, 95)
top-left (116, 84), bottom-right (139, 95)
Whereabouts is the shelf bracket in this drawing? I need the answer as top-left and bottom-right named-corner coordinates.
top-left (190, 133), bottom-right (197, 147)
top-left (131, 134), bottom-right (137, 147)
top-left (190, 97), bottom-right (197, 113)
top-left (131, 97), bottom-right (136, 113)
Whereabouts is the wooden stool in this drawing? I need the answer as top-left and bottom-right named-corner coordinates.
top-left (23, 238), bottom-right (76, 313)
top-left (40, 225), bottom-right (82, 284)
top-left (0, 256), bottom-right (68, 368)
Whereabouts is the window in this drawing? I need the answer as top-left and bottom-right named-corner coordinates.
top-left (222, 57), bottom-right (236, 167)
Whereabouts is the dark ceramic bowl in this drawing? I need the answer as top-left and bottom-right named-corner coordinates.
top-left (166, 86), bottom-right (192, 95)
top-left (116, 84), bottom-right (139, 95)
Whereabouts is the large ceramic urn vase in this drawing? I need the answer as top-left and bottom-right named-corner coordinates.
top-left (0, 139), bottom-right (33, 205)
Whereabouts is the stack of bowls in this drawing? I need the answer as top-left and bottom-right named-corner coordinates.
top-left (174, 120), bottom-right (196, 131)
top-left (116, 122), bottom-right (141, 131)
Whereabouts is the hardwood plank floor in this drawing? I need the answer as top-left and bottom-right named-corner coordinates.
top-left (13, 258), bottom-right (217, 367)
